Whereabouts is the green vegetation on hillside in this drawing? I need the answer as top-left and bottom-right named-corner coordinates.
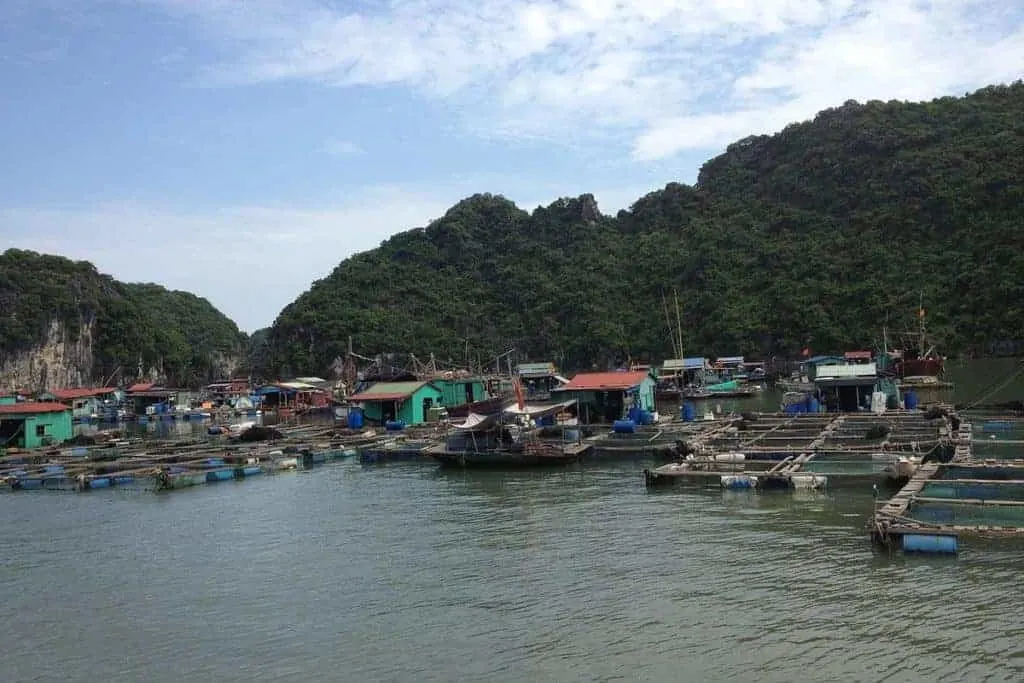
top-left (273, 83), bottom-right (1022, 374)
top-left (0, 249), bottom-right (246, 386)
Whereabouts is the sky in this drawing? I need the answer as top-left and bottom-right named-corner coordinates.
top-left (2, 1), bottom-right (1022, 332)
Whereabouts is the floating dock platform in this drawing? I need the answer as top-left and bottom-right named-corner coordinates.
top-left (644, 410), bottom-right (955, 491)
top-left (868, 418), bottom-right (1024, 553)
top-left (0, 423), bottom-right (371, 494)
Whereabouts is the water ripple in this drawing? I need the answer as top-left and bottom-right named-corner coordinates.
top-left (2, 461), bottom-right (1024, 681)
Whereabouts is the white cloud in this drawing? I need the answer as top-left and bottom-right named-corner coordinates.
top-left (0, 182), bottom-right (647, 331)
top-left (0, 188), bottom-right (454, 332)
top-left (145, 0), bottom-right (1024, 159)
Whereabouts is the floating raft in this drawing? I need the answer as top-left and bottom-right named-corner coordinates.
top-left (867, 421), bottom-right (1024, 552)
top-left (0, 421), bottom-right (372, 495)
top-left (644, 410), bottom-right (954, 491)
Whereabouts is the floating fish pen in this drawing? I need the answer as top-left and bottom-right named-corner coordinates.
top-left (0, 423), bottom-right (382, 494)
top-left (583, 420), bottom-right (728, 460)
top-left (867, 420), bottom-right (1024, 553)
top-left (358, 438), bottom-right (435, 464)
top-left (644, 410), bottom-right (957, 491)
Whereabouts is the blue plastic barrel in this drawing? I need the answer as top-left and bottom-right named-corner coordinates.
top-left (904, 390), bottom-right (918, 410)
top-left (241, 465), bottom-right (262, 477)
top-left (809, 397), bottom-right (821, 413)
top-left (206, 469), bottom-right (234, 482)
top-left (681, 402), bottom-right (696, 422)
top-left (902, 533), bottom-right (958, 554)
top-left (88, 477), bottom-right (111, 489)
top-left (113, 475), bottom-right (134, 486)
top-left (612, 419), bottom-right (637, 434)
top-left (640, 410), bottom-right (655, 425)
top-left (385, 420), bottom-right (406, 431)
top-left (347, 408), bottom-right (364, 430)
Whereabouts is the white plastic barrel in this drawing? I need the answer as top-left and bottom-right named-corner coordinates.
top-left (790, 474), bottom-right (827, 490)
top-left (871, 392), bottom-right (887, 415)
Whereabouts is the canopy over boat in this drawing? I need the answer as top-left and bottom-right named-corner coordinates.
top-left (450, 400), bottom-right (577, 432)
top-left (502, 399), bottom-right (576, 419)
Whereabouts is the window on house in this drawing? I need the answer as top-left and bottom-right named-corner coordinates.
top-left (35, 425), bottom-right (45, 437)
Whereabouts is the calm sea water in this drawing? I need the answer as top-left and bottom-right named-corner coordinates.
top-left (3, 359), bottom-right (1023, 682)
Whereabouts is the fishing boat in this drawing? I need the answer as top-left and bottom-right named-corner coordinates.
top-left (426, 392), bottom-right (592, 468)
top-left (885, 304), bottom-right (945, 379)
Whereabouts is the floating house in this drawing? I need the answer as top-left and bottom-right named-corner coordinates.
top-left (554, 370), bottom-right (657, 424)
top-left (813, 360), bottom-right (883, 412)
top-left (661, 358), bottom-right (708, 382)
top-left (515, 362), bottom-right (569, 399)
top-left (435, 376), bottom-right (489, 407)
top-left (347, 381), bottom-right (446, 426)
top-left (206, 379), bottom-right (252, 400)
top-left (712, 356), bottom-right (748, 381)
top-left (802, 355), bottom-right (847, 380)
top-left (125, 385), bottom-right (186, 416)
top-left (41, 387), bottom-right (122, 421)
top-left (843, 350), bottom-right (874, 364)
top-left (0, 402), bottom-right (73, 449)
top-left (255, 381), bottom-right (330, 410)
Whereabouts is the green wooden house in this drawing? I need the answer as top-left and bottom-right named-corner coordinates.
top-left (348, 381), bottom-right (445, 425)
top-left (435, 377), bottom-right (488, 407)
top-left (0, 402), bottom-right (73, 449)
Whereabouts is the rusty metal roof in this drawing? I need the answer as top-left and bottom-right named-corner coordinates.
top-left (560, 371), bottom-right (649, 391)
top-left (0, 402), bottom-right (71, 415)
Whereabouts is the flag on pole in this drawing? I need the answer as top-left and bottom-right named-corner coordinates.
top-left (513, 376), bottom-right (526, 411)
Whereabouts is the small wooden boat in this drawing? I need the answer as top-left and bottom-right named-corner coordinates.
top-left (426, 398), bottom-right (590, 468)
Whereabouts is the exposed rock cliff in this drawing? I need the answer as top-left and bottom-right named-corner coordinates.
top-left (0, 249), bottom-right (246, 391)
top-left (0, 321), bottom-right (95, 391)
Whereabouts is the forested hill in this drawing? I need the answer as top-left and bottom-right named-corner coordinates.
top-left (266, 82), bottom-right (1024, 376)
top-left (0, 249), bottom-right (247, 388)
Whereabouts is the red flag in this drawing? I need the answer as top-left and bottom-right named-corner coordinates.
top-left (513, 376), bottom-right (526, 411)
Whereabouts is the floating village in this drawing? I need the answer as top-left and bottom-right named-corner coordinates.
top-left (2, 320), bottom-right (1023, 559)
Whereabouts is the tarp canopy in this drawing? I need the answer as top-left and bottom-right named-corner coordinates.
top-left (503, 399), bottom-right (576, 418)
top-left (451, 412), bottom-right (500, 432)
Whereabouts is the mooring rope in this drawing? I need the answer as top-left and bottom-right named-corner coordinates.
top-left (962, 360), bottom-right (1024, 411)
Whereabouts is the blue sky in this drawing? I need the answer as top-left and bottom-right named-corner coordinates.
top-left (3, 0), bottom-right (1022, 332)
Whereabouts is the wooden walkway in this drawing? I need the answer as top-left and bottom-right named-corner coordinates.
top-left (869, 419), bottom-right (1024, 542)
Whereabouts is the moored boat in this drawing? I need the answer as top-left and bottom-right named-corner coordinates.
top-left (426, 396), bottom-right (591, 468)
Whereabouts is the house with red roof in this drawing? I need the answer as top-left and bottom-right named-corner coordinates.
top-left (553, 370), bottom-right (657, 424)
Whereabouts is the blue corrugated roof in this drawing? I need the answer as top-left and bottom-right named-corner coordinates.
top-left (805, 355), bottom-right (844, 365)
